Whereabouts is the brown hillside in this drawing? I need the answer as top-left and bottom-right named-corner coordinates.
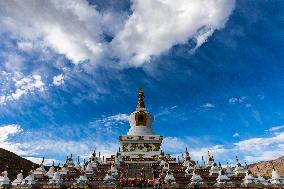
top-left (248, 156), bottom-right (284, 177)
top-left (0, 148), bottom-right (36, 180)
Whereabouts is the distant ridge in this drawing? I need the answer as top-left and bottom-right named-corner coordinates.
top-left (248, 156), bottom-right (284, 177)
top-left (0, 148), bottom-right (36, 180)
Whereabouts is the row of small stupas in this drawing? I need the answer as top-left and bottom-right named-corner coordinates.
top-left (1, 88), bottom-right (283, 188)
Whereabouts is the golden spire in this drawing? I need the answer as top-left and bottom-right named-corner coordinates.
top-left (136, 88), bottom-right (145, 109)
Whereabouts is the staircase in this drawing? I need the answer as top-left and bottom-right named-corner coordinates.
top-left (127, 163), bottom-right (153, 179)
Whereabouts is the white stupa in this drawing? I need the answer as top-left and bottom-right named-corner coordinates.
top-left (34, 157), bottom-right (46, 176)
top-left (269, 164), bottom-right (284, 186)
top-left (255, 166), bottom-right (268, 186)
top-left (46, 162), bottom-right (55, 178)
top-left (66, 154), bottom-right (75, 169)
top-left (119, 88), bottom-right (164, 160)
top-left (225, 161), bottom-right (234, 177)
top-left (234, 156), bottom-right (246, 175)
top-left (103, 172), bottom-right (116, 186)
top-left (85, 160), bottom-right (94, 175)
top-left (49, 170), bottom-right (63, 185)
top-left (0, 171), bottom-right (10, 186)
top-left (22, 170), bottom-right (35, 185)
top-left (182, 148), bottom-right (193, 167)
top-left (185, 164), bottom-right (194, 176)
top-left (189, 168), bottom-right (204, 187)
top-left (209, 161), bottom-right (220, 176)
top-left (59, 164), bottom-right (68, 175)
top-left (110, 164), bottom-right (119, 178)
top-left (200, 156), bottom-right (206, 168)
top-left (75, 156), bottom-right (81, 170)
top-left (164, 171), bottom-right (176, 185)
top-left (12, 171), bottom-right (24, 186)
top-left (241, 170), bottom-right (256, 186)
top-left (206, 151), bottom-right (214, 167)
top-left (74, 172), bottom-right (88, 185)
top-left (214, 168), bottom-right (233, 187)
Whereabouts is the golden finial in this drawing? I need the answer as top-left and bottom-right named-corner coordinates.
top-left (136, 88), bottom-right (145, 109)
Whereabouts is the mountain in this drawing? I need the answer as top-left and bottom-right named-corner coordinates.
top-left (0, 148), bottom-right (36, 180)
top-left (248, 156), bottom-right (284, 177)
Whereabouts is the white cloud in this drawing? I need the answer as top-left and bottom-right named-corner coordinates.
top-left (266, 125), bottom-right (284, 132)
top-left (0, 0), bottom-right (104, 64)
top-left (0, 124), bottom-right (119, 163)
top-left (0, 124), bottom-right (27, 154)
top-left (93, 113), bottom-right (129, 126)
top-left (0, 124), bottom-right (22, 142)
top-left (233, 133), bottom-right (240, 137)
top-left (228, 96), bottom-right (247, 104)
top-left (200, 103), bottom-right (215, 109)
top-left (111, 0), bottom-right (235, 65)
top-left (52, 74), bottom-right (64, 86)
top-left (0, 0), bottom-right (235, 67)
top-left (163, 131), bottom-right (284, 164)
top-left (0, 74), bottom-right (45, 105)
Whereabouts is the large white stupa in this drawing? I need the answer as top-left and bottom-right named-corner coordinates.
top-left (118, 88), bottom-right (164, 160)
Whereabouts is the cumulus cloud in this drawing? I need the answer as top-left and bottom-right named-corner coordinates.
top-left (0, 0), bottom-right (104, 64)
top-left (52, 74), bottom-right (64, 86)
top-left (232, 133), bottom-right (240, 137)
top-left (200, 103), bottom-right (215, 109)
top-left (1, 0), bottom-right (235, 67)
top-left (111, 0), bottom-right (235, 65)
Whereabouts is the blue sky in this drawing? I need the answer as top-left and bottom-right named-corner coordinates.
top-left (0, 0), bottom-right (284, 165)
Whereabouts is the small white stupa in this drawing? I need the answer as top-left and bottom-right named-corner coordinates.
top-left (46, 162), bottom-right (55, 178)
top-left (206, 151), bottom-right (214, 167)
top-left (22, 170), bottom-right (35, 185)
top-left (85, 160), bottom-right (94, 175)
top-left (114, 151), bottom-right (123, 166)
top-left (234, 156), bottom-right (246, 175)
top-left (34, 157), bottom-right (46, 176)
top-left (209, 161), bottom-right (220, 176)
top-left (49, 170), bottom-right (63, 185)
top-left (255, 166), bottom-right (268, 186)
top-left (200, 156), bottom-right (206, 168)
top-left (164, 171), bottom-right (177, 187)
top-left (0, 171), bottom-right (10, 186)
top-left (214, 168), bottom-right (233, 187)
top-left (189, 168), bottom-right (204, 187)
top-left (59, 164), bottom-right (68, 175)
top-left (66, 154), bottom-right (75, 169)
top-left (225, 161), bottom-right (234, 177)
top-left (12, 171), bottom-right (24, 186)
top-left (269, 162), bottom-right (284, 186)
top-left (241, 170), bottom-right (256, 187)
top-left (74, 171), bottom-right (88, 185)
top-left (103, 172), bottom-right (116, 186)
top-left (185, 163), bottom-right (194, 176)
top-left (110, 163), bottom-right (119, 178)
